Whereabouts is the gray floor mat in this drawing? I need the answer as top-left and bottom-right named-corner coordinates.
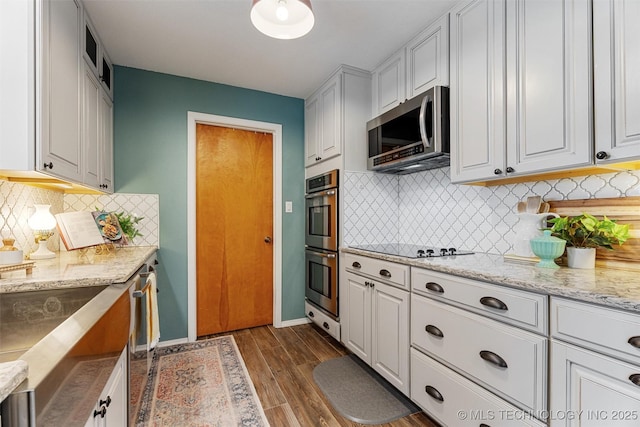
top-left (313, 354), bottom-right (420, 425)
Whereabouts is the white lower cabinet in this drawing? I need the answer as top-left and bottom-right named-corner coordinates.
top-left (411, 294), bottom-right (547, 413)
top-left (85, 346), bottom-right (128, 427)
top-left (343, 255), bottom-right (410, 395)
top-left (550, 341), bottom-right (640, 427)
top-left (412, 348), bottom-right (546, 427)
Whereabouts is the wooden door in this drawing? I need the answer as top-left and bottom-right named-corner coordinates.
top-left (196, 124), bottom-right (273, 336)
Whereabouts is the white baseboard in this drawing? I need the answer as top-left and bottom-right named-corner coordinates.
top-left (276, 317), bottom-right (311, 328)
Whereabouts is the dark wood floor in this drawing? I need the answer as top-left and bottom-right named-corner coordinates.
top-left (215, 324), bottom-right (439, 427)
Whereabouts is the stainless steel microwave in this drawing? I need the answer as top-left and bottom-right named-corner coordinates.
top-left (367, 86), bottom-right (450, 174)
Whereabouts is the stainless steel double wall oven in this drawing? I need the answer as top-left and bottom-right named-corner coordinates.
top-left (304, 170), bottom-right (339, 319)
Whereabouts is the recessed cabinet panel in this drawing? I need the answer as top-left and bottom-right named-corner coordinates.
top-left (594, 0), bottom-right (640, 163)
top-left (83, 65), bottom-right (101, 188)
top-left (450, 0), bottom-right (506, 182)
top-left (407, 14), bottom-right (449, 99)
top-left (373, 52), bottom-right (405, 115)
top-left (320, 79), bottom-right (340, 159)
top-left (40, 0), bottom-right (83, 182)
top-left (100, 92), bottom-right (113, 192)
top-left (506, 0), bottom-right (592, 174)
top-left (345, 272), bottom-right (371, 363)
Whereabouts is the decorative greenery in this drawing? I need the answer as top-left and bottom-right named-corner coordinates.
top-left (114, 211), bottom-right (144, 242)
top-left (549, 213), bottom-right (630, 250)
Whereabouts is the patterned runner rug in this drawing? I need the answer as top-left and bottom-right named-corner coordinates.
top-left (135, 335), bottom-right (269, 426)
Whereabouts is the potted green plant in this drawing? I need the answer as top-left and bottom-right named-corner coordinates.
top-left (548, 213), bottom-right (630, 268)
top-left (114, 211), bottom-right (143, 243)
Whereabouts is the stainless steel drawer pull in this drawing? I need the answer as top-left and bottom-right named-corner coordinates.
top-left (628, 336), bottom-right (640, 348)
top-left (479, 350), bottom-right (508, 368)
top-left (425, 282), bottom-right (444, 293)
top-left (630, 374), bottom-right (640, 387)
top-left (379, 269), bottom-right (391, 278)
top-left (480, 296), bottom-right (508, 311)
top-left (480, 424), bottom-right (491, 427)
top-left (425, 385), bottom-right (444, 402)
top-left (425, 325), bottom-right (444, 338)
top-left (352, 261), bottom-right (361, 269)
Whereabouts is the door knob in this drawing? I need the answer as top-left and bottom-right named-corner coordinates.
top-left (264, 236), bottom-right (272, 243)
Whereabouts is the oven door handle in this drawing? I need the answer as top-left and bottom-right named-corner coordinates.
top-left (306, 249), bottom-right (336, 259)
top-left (305, 189), bottom-right (336, 199)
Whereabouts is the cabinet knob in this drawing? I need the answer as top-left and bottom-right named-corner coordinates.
top-left (596, 151), bottom-right (609, 160)
top-left (43, 162), bottom-right (53, 169)
top-left (506, 166), bottom-right (515, 173)
top-left (352, 262), bottom-right (361, 269)
top-left (425, 385), bottom-right (444, 402)
top-left (323, 322), bottom-right (330, 330)
top-left (479, 350), bottom-right (508, 368)
top-left (307, 311), bottom-right (314, 318)
top-left (94, 406), bottom-right (107, 418)
top-left (493, 168), bottom-right (502, 175)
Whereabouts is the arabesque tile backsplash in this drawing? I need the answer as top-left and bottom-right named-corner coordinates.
top-left (0, 180), bottom-right (159, 256)
top-left (344, 168), bottom-right (640, 255)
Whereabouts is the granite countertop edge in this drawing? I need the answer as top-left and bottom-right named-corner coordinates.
top-left (341, 247), bottom-right (640, 314)
top-left (0, 246), bottom-right (158, 293)
top-left (0, 360), bottom-right (28, 402)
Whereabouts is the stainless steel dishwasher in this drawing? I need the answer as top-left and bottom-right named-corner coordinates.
top-left (0, 268), bottom-right (142, 427)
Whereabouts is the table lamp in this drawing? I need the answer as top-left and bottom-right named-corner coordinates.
top-left (28, 204), bottom-right (57, 259)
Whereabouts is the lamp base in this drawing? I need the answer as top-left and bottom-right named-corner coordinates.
top-left (30, 240), bottom-right (56, 260)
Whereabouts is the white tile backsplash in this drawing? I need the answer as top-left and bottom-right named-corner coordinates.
top-left (343, 168), bottom-right (640, 255)
top-left (0, 180), bottom-right (160, 258)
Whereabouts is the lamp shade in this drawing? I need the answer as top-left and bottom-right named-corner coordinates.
top-left (251, 0), bottom-right (314, 39)
top-left (28, 204), bottom-right (56, 231)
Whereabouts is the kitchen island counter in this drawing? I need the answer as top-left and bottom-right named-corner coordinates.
top-left (0, 246), bottom-right (157, 293)
top-left (342, 247), bottom-right (640, 314)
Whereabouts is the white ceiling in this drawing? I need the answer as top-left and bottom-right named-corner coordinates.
top-left (83, 0), bottom-right (458, 99)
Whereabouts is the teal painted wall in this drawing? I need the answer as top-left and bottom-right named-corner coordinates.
top-left (113, 66), bottom-right (305, 341)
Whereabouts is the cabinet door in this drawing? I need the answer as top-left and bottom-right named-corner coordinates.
top-left (406, 14), bottom-right (449, 99)
top-left (372, 51), bottom-right (406, 116)
top-left (40, 0), bottom-right (83, 182)
top-left (550, 341), bottom-right (640, 427)
top-left (372, 282), bottom-right (409, 395)
top-left (344, 272), bottom-right (372, 364)
top-left (506, 0), bottom-right (592, 175)
top-left (449, 0), bottom-right (507, 183)
top-left (83, 62), bottom-right (101, 189)
top-left (319, 75), bottom-right (342, 162)
top-left (100, 92), bottom-right (114, 192)
top-left (104, 348), bottom-right (127, 427)
top-left (304, 95), bottom-right (320, 167)
top-left (594, 0), bottom-right (640, 163)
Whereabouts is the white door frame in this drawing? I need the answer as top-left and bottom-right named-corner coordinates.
top-left (186, 111), bottom-right (283, 342)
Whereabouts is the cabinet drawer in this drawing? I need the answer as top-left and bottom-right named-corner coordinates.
top-left (411, 294), bottom-right (547, 412)
top-left (551, 297), bottom-right (640, 365)
top-left (305, 301), bottom-right (340, 341)
top-left (411, 349), bottom-right (546, 427)
top-left (412, 268), bottom-right (547, 334)
top-left (345, 253), bottom-right (409, 290)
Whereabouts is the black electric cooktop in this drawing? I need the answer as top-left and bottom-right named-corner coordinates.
top-left (350, 243), bottom-right (474, 258)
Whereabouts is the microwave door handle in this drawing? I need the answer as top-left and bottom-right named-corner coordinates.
top-left (419, 94), bottom-right (433, 148)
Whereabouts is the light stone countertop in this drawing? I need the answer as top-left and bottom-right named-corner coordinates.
top-left (0, 246), bottom-right (157, 293)
top-left (342, 247), bottom-right (640, 313)
top-left (0, 360), bottom-right (28, 403)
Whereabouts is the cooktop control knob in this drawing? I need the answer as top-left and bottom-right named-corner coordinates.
top-left (426, 249), bottom-right (434, 257)
top-left (417, 249), bottom-right (425, 257)
top-left (449, 247), bottom-right (457, 255)
top-left (440, 248), bottom-right (448, 256)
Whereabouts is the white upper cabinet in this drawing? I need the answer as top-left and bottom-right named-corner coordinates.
top-left (505, 0), bottom-right (592, 176)
top-left (593, 0), bottom-right (640, 164)
top-left (449, 0), bottom-right (507, 183)
top-left (406, 14), bottom-right (449, 99)
top-left (371, 51), bottom-right (405, 116)
top-left (305, 73), bottom-right (341, 167)
top-left (40, 0), bottom-right (84, 183)
top-left (451, 0), bottom-right (593, 183)
top-left (371, 14), bottom-right (449, 117)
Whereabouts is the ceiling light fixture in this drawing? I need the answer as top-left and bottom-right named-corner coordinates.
top-left (250, 0), bottom-right (315, 40)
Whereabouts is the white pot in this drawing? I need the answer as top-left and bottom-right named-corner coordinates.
top-left (566, 247), bottom-right (596, 269)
